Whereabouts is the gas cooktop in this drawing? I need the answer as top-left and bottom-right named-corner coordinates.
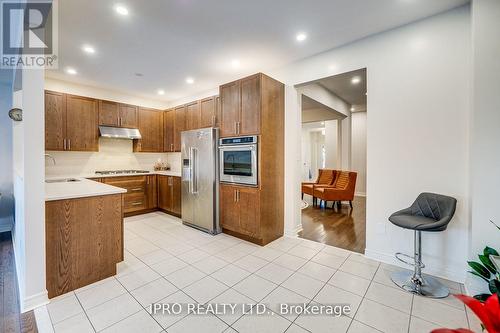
top-left (95, 170), bottom-right (150, 175)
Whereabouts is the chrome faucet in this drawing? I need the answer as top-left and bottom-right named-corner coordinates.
top-left (45, 153), bottom-right (56, 165)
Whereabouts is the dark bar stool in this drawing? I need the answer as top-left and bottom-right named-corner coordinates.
top-left (389, 192), bottom-right (457, 298)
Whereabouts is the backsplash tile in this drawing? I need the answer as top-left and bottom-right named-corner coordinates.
top-left (45, 138), bottom-right (180, 177)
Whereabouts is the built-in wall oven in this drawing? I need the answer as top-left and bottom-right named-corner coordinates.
top-left (219, 136), bottom-right (258, 186)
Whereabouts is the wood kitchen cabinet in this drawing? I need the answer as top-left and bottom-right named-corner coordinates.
top-left (200, 96), bottom-right (219, 128)
top-left (45, 92), bottom-right (99, 152)
top-left (98, 100), bottom-right (138, 129)
top-left (158, 175), bottom-right (181, 217)
top-left (46, 194), bottom-right (123, 298)
top-left (219, 74), bottom-right (260, 137)
top-left (133, 108), bottom-right (163, 152)
top-left (186, 101), bottom-right (200, 130)
top-left (163, 109), bottom-right (175, 152)
top-left (174, 105), bottom-right (186, 152)
top-left (45, 91), bottom-right (66, 151)
top-left (220, 184), bottom-right (260, 239)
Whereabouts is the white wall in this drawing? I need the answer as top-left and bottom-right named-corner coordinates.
top-left (324, 120), bottom-right (339, 169)
top-left (12, 68), bottom-right (48, 312)
top-left (351, 112), bottom-right (367, 195)
top-left (272, 6), bottom-right (471, 282)
top-left (0, 81), bottom-right (14, 232)
top-left (46, 139), bottom-right (179, 176)
top-left (467, 0), bottom-right (500, 295)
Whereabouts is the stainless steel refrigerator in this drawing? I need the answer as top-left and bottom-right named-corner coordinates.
top-left (181, 128), bottom-right (220, 234)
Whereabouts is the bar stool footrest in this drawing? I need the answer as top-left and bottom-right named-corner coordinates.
top-left (395, 252), bottom-right (425, 268)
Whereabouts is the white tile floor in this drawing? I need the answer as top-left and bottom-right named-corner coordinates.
top-left (44, 212), bottom-right (477, 333)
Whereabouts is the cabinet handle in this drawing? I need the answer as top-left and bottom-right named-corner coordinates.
top-left (63, 139), bottom-right (66, 150)
top-left (171, 143), bottom-right (174, 152)
top-left (68, 139), bottom-right (71, 150)
top-left (117, 115), bottom-right (120, 127)
top-left (237, 189), bottom-right (240, 202)
top-left (234, 122), bottom-right (237, 134)
top-left (234, 189), bottom-right (237, 202)
top-left (147, 177), bottom-right (150, 185)
top-left (130, 188), bottom-right (142, 192)
top-left (131, 202), bottom-right (143, 206)
top-left (212, 115), bottom-right (216, 126)
top-left (237, 122), bottom-right (240, 134)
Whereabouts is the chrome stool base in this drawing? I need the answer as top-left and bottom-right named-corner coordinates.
top-left (391, 270), bottom-right (449, 298)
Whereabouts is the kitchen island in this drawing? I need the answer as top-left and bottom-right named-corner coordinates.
top-left (45, 178), bottom-right (126, 298)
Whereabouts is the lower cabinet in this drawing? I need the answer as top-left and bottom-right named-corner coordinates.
top-left (103, 175), bottom-right (157, 215)
top-left (220, 184), bottom-right (260, 239)
top-left (46, 194), bottom-right (123, 298)
top-left (158, 175), bottom-right (182, 217)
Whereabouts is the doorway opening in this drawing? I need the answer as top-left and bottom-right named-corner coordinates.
top-left (297, 68), bottom-right (367, 254)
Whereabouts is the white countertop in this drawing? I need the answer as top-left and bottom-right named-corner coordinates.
top-left (45, 178), bottom-right (127, 201)
top-left (45, 171), bottom-right (182, 201)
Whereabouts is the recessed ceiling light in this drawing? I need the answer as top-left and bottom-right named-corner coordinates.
top-left (82, 45), bottom-right (95, 54)
top-left (157, 89), bottom-right (165, 95)
top-left (231, 59), bottom-right (241, 68)
top-left (66, 67), bottom-right (77, 75)
top-left (296, 32), bottom-right (307, 42)
top-left (186, 77), bottom-right (194, 84)
top-left (351, 76), bottom-right (362, 85)
top-left (321, 122), bottom-right (325, 125)
top-left (114, 4), bottom-right (129, 16)
top-left (350, 106), bottom-right (355, 112)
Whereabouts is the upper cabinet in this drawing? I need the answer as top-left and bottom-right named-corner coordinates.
top-left (99, 101), bottom-right (138, 128)
top-left (45, 91), bottom-right (98, 151)
top-left (163, 109), bottom-right (175, 152)
top-left (220, 74), bottom-right (261, 137)
top-left (133, 108), bottom-right (163, 152)
top-left (173, 105), bottom-right (186, 152)
top-left (200, 96), bottom-right (218, 128)
top-left (186, 101), bottom-right (200, 131)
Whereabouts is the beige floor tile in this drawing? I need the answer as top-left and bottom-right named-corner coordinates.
top-left (176, 248), bottom-right (210, 264)
top-left (261, 286), bottom-right (310, 321)
top-left (311, 251), bottom-right (347, 269)
top-left (282, 272), bottom-right (325, 299)
top-left (150, 290), bottom-right (195, 329)
top-left (339, 260), bottom-right (378, 280)
top-left (137, 249), bottom-right (173, 266)
top-left (76, 278), bottom-right (127, 310)
top-left (256, 262), bottom-right (295, 284)
top-left (314, 284), bottom-right (363, 316)
top-left (192, 255), bottom-right (229, 274)
top-left (234, 255), bottom-right (270, 273)
top-left (116, 266), bottom-right (160, 291)
top-left (150, 256), bottom-right (188, 276)
top-left (273, 253), bottom-right (308, 271)
top-left (297, 261), bottom-right (336, 282)
top-left (354, 299), bottom-right (410, 333)
top-left (412, 296), bottom-right (468, 328)
top-left (86, 293), bottom-right (142, 331)
top-left (295, 304), bottom-right (352, 333)
top-left (130, 278), bottom-right (178, 307)
top-left (183, 276), bottom-right (229, 304)
top-left (288, 245), bottom-right (321, 260)
top-left (100, 310), bottom-right (162, 333)
top-left (347, 320), bottom-right (383, 333)
top-left (211, 264), bottom-right (252, 287)
top-left (47, 293), bottom-right (84, 324)
top-left (165, 265), bottom-right (206, 288)
top-left (210, 289), bottom-right (254, 325)
top-left (53, 313), bottom-right (94, 333)
top-left (167, 313), bottom-right (229, 333)
top-left (328, 271), bottom-right (371, 296)
top-left (253, 247), bottom-right (285, 261)
top-left (233, 312), bottom-right (291, 333)
top-left (408, 316), bottom-right (443, 333)
top-left (233, 275), bottom-right (278, 302)
top-left (364, 281), bottom-right (413, 314)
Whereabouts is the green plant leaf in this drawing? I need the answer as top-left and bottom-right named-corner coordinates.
top-left (484, 246), bottom-right (499, 257)
top-left (469, 270), bottom-right (490, 282)
top-left (479, 254), bottom-right (497, 274)
top-left (473, 293), bottom-right (492, 302)
top-left (489, 279), bottom-right (498, 294)
top-left (468, 261), bottom-right (491, 279)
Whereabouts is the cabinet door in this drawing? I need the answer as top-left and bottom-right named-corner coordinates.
top-left (240, 75), bottom-right (260, 135)
top-left (200, 96), bottom-right (216, 128)
top-left (158, 175), bottom-right (172, 211)
top-left (146, 175), bottom-right (157, 209)
top-left (66, 95), bottom-right (99, 151)
top-left (220, 81), bottom-right (240, 137)
top-left (215, 96), bottom-right (221, 128)
top-left (171, 176), bottom-right (182, 216)
top-left (119, 104), bottom-right (138, 128)
top-left (174, 106), bottom-right (186, 152)
top-left (163, 110), bottom-right (175, 152)
top-left (45, 91), bottom-right (66, 151)
top-left (135, 108), bottom-right (163, 152)
top-left (238, 187), bottom-right (260, 237)
top-left (219, 184), bottom-right (239, 232)
top-left (186, 101), bottom-right (200, 130)
top-left (98, 100), bottom-right (119, 127)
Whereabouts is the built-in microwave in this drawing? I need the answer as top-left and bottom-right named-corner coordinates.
top-left (219, 136), bottom-right (258, 186)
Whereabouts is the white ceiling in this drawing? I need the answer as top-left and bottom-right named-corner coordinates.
top-left (47, 0), bottom-right (468, 103)
top-left (318, 68), bottom-right (367, 108)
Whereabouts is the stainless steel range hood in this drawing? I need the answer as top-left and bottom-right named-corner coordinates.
top-left (99, 126), bottom-right (142, 139)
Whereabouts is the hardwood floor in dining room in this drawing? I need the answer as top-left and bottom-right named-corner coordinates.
top-left (299, 196), bottom-right (366, 254)
top-left (0, 232), bottom-right (38, 333)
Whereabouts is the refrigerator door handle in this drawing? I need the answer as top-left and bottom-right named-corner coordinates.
top-left (192, 147), bottom-right (198, 194)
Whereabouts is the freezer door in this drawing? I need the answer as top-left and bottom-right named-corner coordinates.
top-left (181, 128), bottom-right (218, 233)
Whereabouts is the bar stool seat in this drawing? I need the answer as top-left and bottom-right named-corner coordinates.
top-left (389, 192), bottom-right (457, 298)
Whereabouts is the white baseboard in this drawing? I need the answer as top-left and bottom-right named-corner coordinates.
top-left (22, 291), bottom-right (49, 313)
top-left (355, 192), bottom-right (366, 197)
top-left (285, 224), bottom-right (303, 236)
top-left (365, 248), bottom-right (465, 283)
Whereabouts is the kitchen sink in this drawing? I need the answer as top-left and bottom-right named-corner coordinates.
top-left (45, 178), bottom-right (81, 183)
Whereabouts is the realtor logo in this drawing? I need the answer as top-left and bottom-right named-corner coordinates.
top-left (1, 0), bottom-right (58, 69)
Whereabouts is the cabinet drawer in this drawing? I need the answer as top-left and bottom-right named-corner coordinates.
top-left (124, 195), bottom-right (147, 212)
top-left (104, 176), bottom-right (146, 193)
